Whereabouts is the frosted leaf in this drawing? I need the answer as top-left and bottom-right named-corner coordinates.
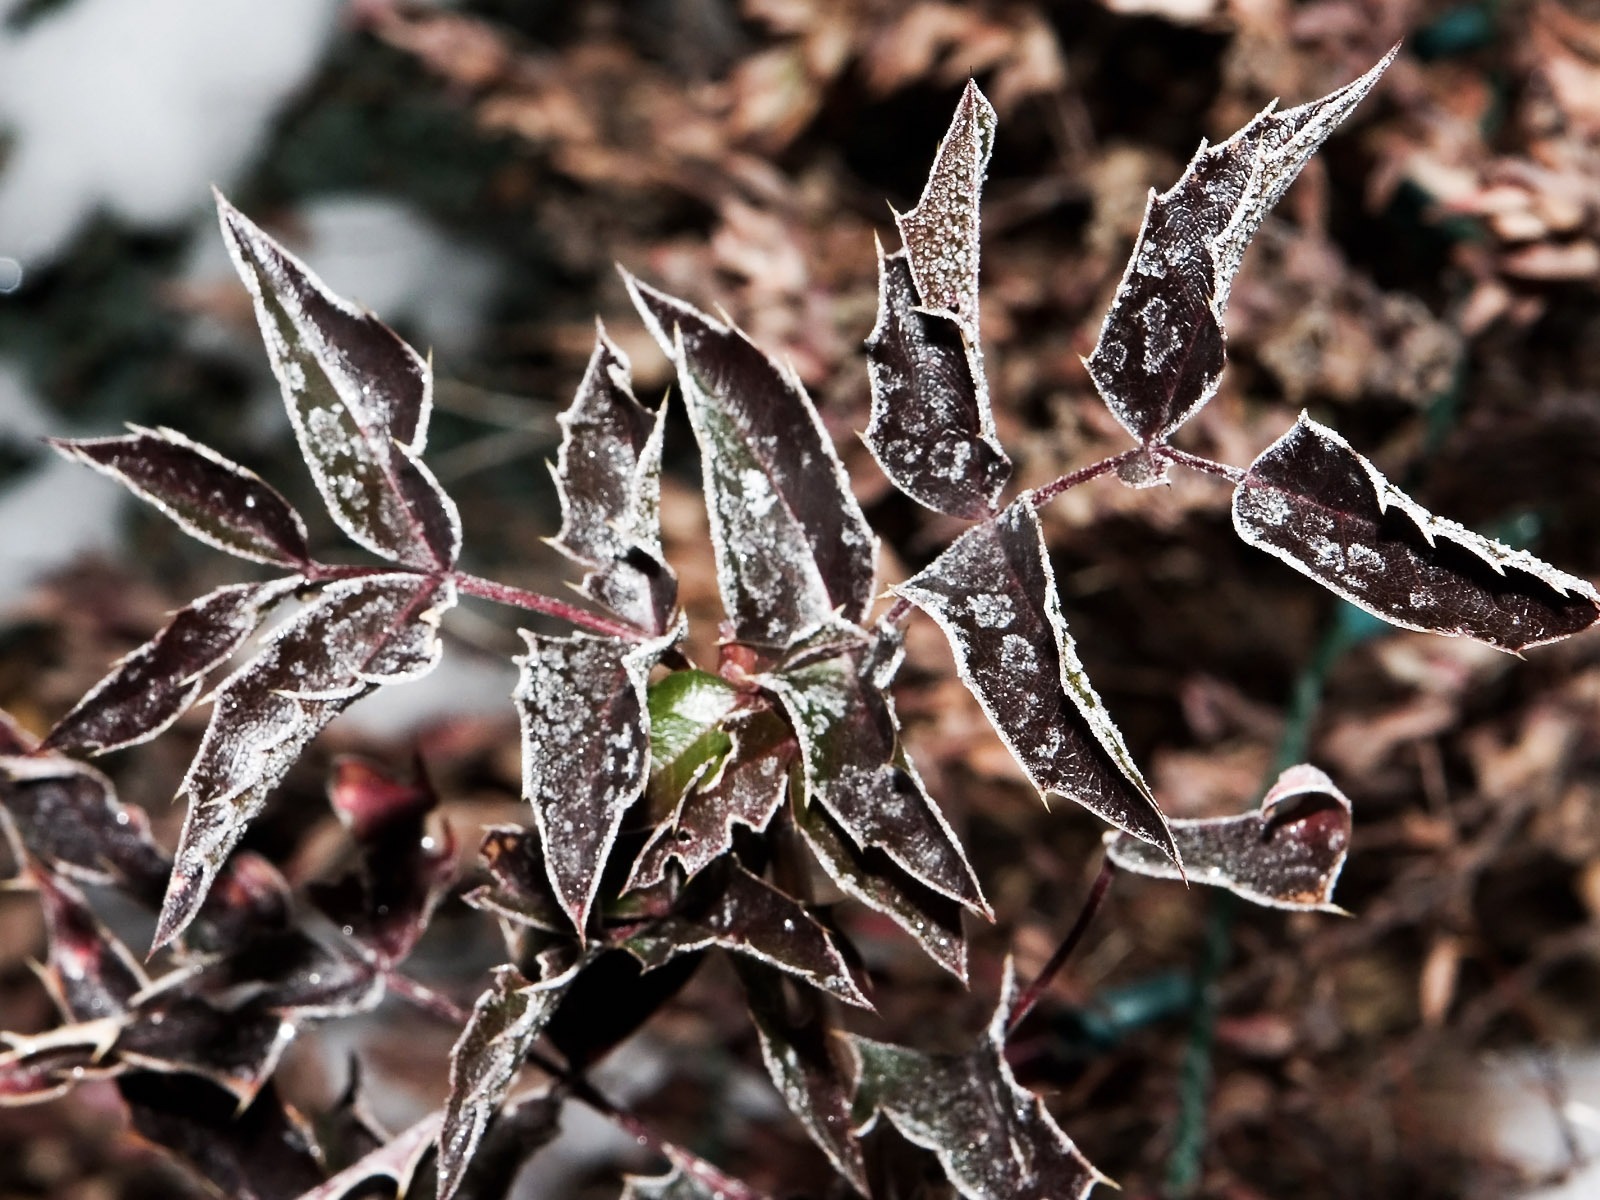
top-left (629, 706), bottom-right (791, 890)
top-left (743, 961), bottom-right (868, 1191)
top-left (623, 272), bottom-right (876, 648)
top-left (437, 963), bottom-right (580, 1200)
top-left (462, 826), bottom-right (570, 939)
top-left (293, 1112), bottom-right (442, 1200)
top-left (550, 323), bottom-right (678, 633)
top-left (621, 862), bottom-right (870, 1009)
top-left (762, 642), bottom-right (989, 916)
top-left (34, 871), bottom-right (148, 1023)
top-left (793, 784), bottom-right (968, 980)
top-left (216, 192), bottom-right (461, 569)
top-left (1086, 49), bottom-right (1396, 444)
top-left (157, 575), bottom-right (454, 949)
top-left (45, 578), bottom-right (300, 758)
top-left (1233, 414), bottom-right (1600, 651)
top-left (50, 427), bottom-right (310, 567)
top-left (864, 243), bottom-right (1010, 519)
top-left (1106, 764), bottom-right (1353, 911)
top-left (850, 959), bottom-right (1107, 1200)
top-left (514, 620), bottom-right (681, 936)
top-left (894, 500), bottom-right (1176, 861)
top-left (895, 79), bottom-right (996, 332)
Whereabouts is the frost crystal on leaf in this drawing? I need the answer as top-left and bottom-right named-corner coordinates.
top-left (216, 191), bottom-right (461, 569)
top-left (1232, 413), bottom-right (1600, 652)
top-left (895, 499), bottom-right (1177, 861)
top-left (1086, 48), bottom-right (1397, 444)
top-left (514, 620), bottom-right (681, 936)
top-left (1106, 764), bottom-right (1353, 910)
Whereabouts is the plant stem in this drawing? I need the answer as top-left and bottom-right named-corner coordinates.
top-left (1154, 445), bottom-right (1244, 484)
top-left (453, 571), bottom-right (647, 641)
top-left (1007, 858), bottom-right (1116, 1036)
top-left (1030, 448), bottom-right (1140, 508)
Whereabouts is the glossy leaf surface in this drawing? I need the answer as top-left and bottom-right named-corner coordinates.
top-left (894, 500), bottom-right (1175, 859)
top-left (1232, 414), bottom-right (1600, 652)
top-left (1106, 763), bottom-right (1353, 910)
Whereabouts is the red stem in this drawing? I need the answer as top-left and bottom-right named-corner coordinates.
top-left (452, 572), bottom-right (648, 641)
top-left (1029, 448), bottom-right (1140, 508)
top-left (1007, 858), bottom-right (1117, 1036)
top-left (1155, 445), bottom-right (1244, 484)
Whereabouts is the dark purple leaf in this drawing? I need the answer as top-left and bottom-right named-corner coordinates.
top-left (216, 192), bottom-right (461, 568)
top-left (864, 244), bottom-right (1009, 519)
top-left (1235, 414), bottom-right (1600, 651)
top-left (189, 850), bottom-right (296, 953)
top-left (762, 638), bottom-right (988, 916)
top-left (311, 757), bottom-right (457, 965)
top-left (623, 272), bottom-right (876, 648)
top-left (851, 960), bottom-right (1106, 1200)
top-left (45, 577), bottom-right (298, 757)
top-left (450, 1089), bottom-right (561, 1200)
top-left (0, 752), bottom-right (170, 904)
top-left (462, 826), bottom-right (568, 935)
top-left (742, 962), bottom-right (868, 1191)
top-left (894, 79), bottom-right (995, 331)
top-left (120, 1074), bottom-right (326, 1200)
top-left (620, 1143), bottom-right (763, 1200)
top-left (629, 706), bottom-right (792, 891)
top-left (50, 426), bottom-right (311, 566)
top-left (118, 990), bottom-right (298, 1103)
top-left (894, 499), bottom-right (1176, 860)
top-left (33, 871), bottom-right (148, 1022)
top-left (793, 799), bottom-right (967, 981)
top-left (0, 1037), bottom-right (115, 1106)
top-left (621, 863), bottom-right (870, 1009)
top-left (1085, 50), bottom-right (1395, 445)
top-left (295, 1112), bottom-right (442, 1200)
top-left (550, 323), bottom-right (678, 634)
top-left (1106, 763), bottom-right (1353, 910)
top-left (158, 574), bottom-right (453, 950)
top-left (184, 928), bottom-right (386, 1019)
top-left (514, 623), bottom-right (678, 937)
top-left (437, 963), bottom-right (580, 1200)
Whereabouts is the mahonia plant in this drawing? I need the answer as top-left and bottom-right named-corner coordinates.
top-left (3, 44), bottom-right (1597, 1200)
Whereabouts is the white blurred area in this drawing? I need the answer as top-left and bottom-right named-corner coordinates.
top-left (0, 0), bottom-right (508, 731)
top-left (1482, 1050), bottom-right (1600, 1199)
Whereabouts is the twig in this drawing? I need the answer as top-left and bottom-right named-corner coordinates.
top-left (453, 571), bottom-right (647, 641)
top-left (1008, 858), bottom-right (1117, 1036)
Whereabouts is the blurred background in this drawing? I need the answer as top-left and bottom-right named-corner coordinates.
top-left (4, 0), bottom-right (1600, 1197)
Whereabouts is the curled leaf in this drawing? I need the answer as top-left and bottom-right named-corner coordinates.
top-left (851, 960), bottom-right (1106, 1200)
top-left (45, 577), bottom-right (299, 757)
top-left (217, 191), bottom-right (461, 568)
top-left (550, 323), bottom-right (678, 633)
top-left (624, 272), bottom-right (876, 648)
top-left (864, 243), bottom-right (1009, 519)
top-left (50, 426), bottom-right (311, 566)
top-left (1086, 49), bottom-right (1396, 444)
top-left (1105, 763), bottom-right (1352, 911)
top-left (158, 575), bottom-right (454, 949)
top-left (462, 826), bottom-right (568, 936)
top-left (33, 871), bottom-right (148, 1022)
top-left (894, 500), bottom-right (1176, 860)
top-left (1232, 414), bottom-right (1600, 652)
top-left (514, 621), bottom-right (680, 936)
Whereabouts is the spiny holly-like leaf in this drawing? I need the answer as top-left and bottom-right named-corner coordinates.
top-left (642, 668), bottom-right (742, 809)
top-left (894, 79), bottom-right (996, 331)
top-left (311, 757), bottom-right (457, 965)
top-left (33, 871), bottom-right (148, 1022)
top-left (449, 1090), bottom-right (562, 1200)
top-left (514, 621), bottom-right (679, 937)
top-left (620, 1144), bottom-right (762, 1200)
top-left (50, 426), bottom-right (312, 566)
top-left (624, 272), bottom-right (876, 648)
top-left (864, 242), bottom-right (1009, 520)
top-left (1233, 414), bottom-right (1600, 651)
top-left (550, 323), bottom-right (678, 634)
top-left (630, 706), bottom-right (792, 890)
top-left (437, 963), bottom-right (580, 1200)
top-left (1086, 49), bottom-right (1396, 445)
top-left (621, 862), bottom-right (870, 1009)
top-left (0, 1034), bottom-right (119, 1106)
top-left (44, 577), bottom-right (299, 757)
top-left (158, 574), bottom-right (454, 950)
top-left (794, 798), bottom-right (968, 980)
top-left (742, 961), bottom-right (868, 1191)
top-left (294, 1112), bottom-right (442, 1200)
top-left (0, 752), bottom-right (170, 905)
top-left (181, 926), bottom-right (385, 1019)
top-left (463, 826), bottom-right (568, 936)
top-left (120, 1074), bottom-right (326, 1200)
top-left (852, 960), bottom-right (1106, 1200)
top-left (894, 499), bottom-right (1177, 861)
top-left (763, 638), bottom-right (989, 917)
top-left (116, 991), bottom-right (298, 1103)
top-left (216, 191), bottom-right (461, 569)
top-left (1106, 763), bottom-right (1353, 910)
